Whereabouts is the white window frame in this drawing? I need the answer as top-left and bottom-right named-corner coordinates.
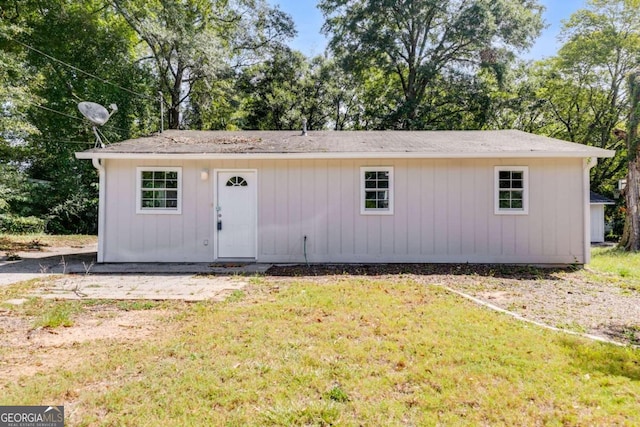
top-left (360, 166), bottom-right (394, 215)
top-left (136, 167), bottom-right (182, 215)
top-left (494, 166), bottom-right (528, 215)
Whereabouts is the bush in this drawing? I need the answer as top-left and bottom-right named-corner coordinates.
top-left (0, 214), bottom-right (46, 234)
top-left (46, 193), bottom-right (98, 235)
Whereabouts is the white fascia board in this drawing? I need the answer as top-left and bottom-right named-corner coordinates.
top-left (75, 150), bottom-right (615, 161)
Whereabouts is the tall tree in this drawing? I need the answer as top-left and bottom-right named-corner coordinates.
top-left (620, 68), bottom-right (640, 250)
top-left (530, 0), bottom-right (640, 192)
top-left (234, 51), bottom-right (350, 131)
top-left (477, 62), bottom-right (550, 133)
top-left (111, 0), bottom-right (295, 129)
top-left (235, 49), bottom-right (308, 130)
top-left (3, 0), bottom-right (156, 233)
top-left (319, 0), bottom-right (544, 129)
top-left (0, 3), bottom-right (37, 163)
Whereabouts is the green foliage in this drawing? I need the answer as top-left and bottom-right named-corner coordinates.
top-left (0, 165), bottom-right (47, 233)
top-left (46, 190), bottom-right (98, 235)
top-left (112, 0), bottom-right (295, 129)
top-left (33, 301), bottom-right (80, 328)
top-left (590, 246), bottom-right (640, 290)
top-left (237, 49), bottom-right (312, 130)
top-left (0, 12), bottom-right (39, 149)
top-left (0, 214), bottom-right (45, 234)
top-left (325, 385), bottom-right (350, 403)
top-left (1, 0), bottom-right (298, 234)
top-left (619, 68), bottom-right (640, 250)
top-left (319, 0), bottom-right (544, 129)
top-left (1, 1), bottom-right (156, 234)
top-left (225, 290), bottom-right (246, 303)
top-left (184, 69), bottom-right (243, 130)
top-left (467, 0), bottom-right (640, 225)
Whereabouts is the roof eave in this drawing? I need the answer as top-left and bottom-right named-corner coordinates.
top-left (75, 150), bottom-right (615, 160)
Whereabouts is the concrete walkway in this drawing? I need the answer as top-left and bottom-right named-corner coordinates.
top-left (32, 274), bottom-right (248, 301)
top-left (0, 245), bottom-right (271, 301)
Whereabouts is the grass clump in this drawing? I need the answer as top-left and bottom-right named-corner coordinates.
top-left (325, 384), bottom-right (350, 402)
top-left (225, 289), bottom-right (245, 302)
top-left (33, 301), bottom-right (81, 328)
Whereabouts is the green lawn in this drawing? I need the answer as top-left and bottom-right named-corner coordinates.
top-left (2, 278), bottom-right (639, 426)
top-left (589, 246), bottom-right (640, 291)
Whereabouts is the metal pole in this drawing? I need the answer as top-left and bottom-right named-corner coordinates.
top-left (159, 91), bottom-right (164, 133)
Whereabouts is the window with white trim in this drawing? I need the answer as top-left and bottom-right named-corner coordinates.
top-left (495, 166), bottom-right (528, 215)
top-left (361, 167), bottom-right (394, 215)
top-left (136, 167), bottom-right (182, 214)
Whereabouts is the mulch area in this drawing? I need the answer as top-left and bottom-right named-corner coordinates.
top-left (266, 263), bottom-right (573, 279)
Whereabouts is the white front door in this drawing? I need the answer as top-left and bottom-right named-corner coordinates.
top-left (216, 170), bottom-right (257, 259)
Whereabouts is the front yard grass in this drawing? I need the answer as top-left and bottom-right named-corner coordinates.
top-left (589, 246), bottom-right (640, 291)
top-left (2, 279), bottom-right (639, 426)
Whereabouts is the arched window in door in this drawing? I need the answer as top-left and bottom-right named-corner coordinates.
top-left (226, 176), bottom-right (248, 187)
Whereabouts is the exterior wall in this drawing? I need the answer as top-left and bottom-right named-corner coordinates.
top-left (102, 159), bottom-right (215, 262)
top-left (590, 204), bottom-right (605, 243)
top-left (101, 157), bottom-right (587, 264)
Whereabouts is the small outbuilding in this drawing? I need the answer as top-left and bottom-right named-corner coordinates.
top-left (590, 191), bottom-right (615, 244)
top-left (75, 130), bottom-right (614, 265)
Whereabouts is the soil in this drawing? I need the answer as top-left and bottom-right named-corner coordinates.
top-left (266, 263), bottom-right (573, 278)
top-left (0, 305), bottom-right (171, 383)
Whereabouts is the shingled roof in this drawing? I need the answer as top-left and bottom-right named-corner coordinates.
top-left (590, 191), bottom-right (615, 204)
top-left (76, 129), bottom-right (615, 159)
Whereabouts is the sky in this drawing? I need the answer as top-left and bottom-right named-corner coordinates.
top-left (266, 0), bottom-right (588, 60)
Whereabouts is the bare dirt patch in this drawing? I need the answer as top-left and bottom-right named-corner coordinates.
top-left (0, 235), bottom-right (97, 254)
top-left (0, 305), bottom-right (169, 383)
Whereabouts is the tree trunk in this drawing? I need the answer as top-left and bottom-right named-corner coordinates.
top-left (620, 68), bottom-right (640, 250)
top-left (168, 105), bottom-right (180, 129)
top-left (621, 159), bottom-right (640, 249)
top-left (168, 61), bottom-right (184, 130)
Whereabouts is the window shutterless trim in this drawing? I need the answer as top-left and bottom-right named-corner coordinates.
top-left (494, 166), bottom-right (528, 215)
top-left (136, 167), bottom-right (182, 214)
top-left (360, 166), bottom-right (394, 215)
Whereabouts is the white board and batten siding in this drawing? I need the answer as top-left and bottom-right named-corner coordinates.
top-left (103, 159), bottom-right (214, 262)
top-left (590, 205), bottom-right (606, 243)
top-left (100, 157), bottom-right (586, 264)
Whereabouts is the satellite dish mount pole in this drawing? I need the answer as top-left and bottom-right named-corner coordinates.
top-left (91, 125), bottom-right (104, 148)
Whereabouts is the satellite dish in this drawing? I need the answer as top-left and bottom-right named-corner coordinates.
top-left (78, 101), bottom-right (118, 148)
